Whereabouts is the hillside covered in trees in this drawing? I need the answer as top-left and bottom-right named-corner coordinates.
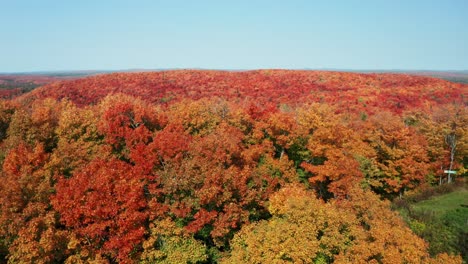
top-left (0, 74), bottom-right (86, 100)
top-left (0, 70), bottom-right (466, 263)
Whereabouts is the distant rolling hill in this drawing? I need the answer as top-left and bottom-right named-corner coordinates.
top-left (404, 71), bottom-right (468, 84)
top-left (0, 73), bottom-right (90, 99)
top-left (15, 70), bottom-right (466, 115)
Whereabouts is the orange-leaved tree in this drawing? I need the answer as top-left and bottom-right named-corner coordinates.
top-left (52, 158), bottom-right (150, 263)
top-left (361, 112), bottom-right (429, 197)
top-left (0, 142), bottom-right (68, 263)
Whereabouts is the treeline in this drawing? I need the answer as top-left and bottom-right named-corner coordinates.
top-left (26, 70), bottom-right (465, 112)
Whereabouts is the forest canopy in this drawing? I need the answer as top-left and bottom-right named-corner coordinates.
top-left (0, 70), bottom-right (466, 263)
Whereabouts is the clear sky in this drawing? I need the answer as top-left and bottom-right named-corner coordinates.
top-left (0, 0), bottom-right (467, 72)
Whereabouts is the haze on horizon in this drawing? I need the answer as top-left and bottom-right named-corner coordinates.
top-left (0, 0), bottom-right (467, 73)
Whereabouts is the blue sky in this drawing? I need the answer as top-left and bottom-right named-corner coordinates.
top-left (0, 0), bottom-right (467, 72)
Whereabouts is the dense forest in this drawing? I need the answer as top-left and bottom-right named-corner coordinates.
top-left (0, 75), bottom-right (76, 100)
top-left (0, 70), bottom-right (466, 263)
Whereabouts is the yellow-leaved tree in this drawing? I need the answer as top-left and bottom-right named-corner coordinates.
top-left (223, 184), bottom-right (462, 264)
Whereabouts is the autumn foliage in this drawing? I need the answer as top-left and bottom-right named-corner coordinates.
top-left (0, 70), bottom-right (466, 263)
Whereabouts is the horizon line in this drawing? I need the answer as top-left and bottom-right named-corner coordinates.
top-left (1, 68), bottom-right (468, 75)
